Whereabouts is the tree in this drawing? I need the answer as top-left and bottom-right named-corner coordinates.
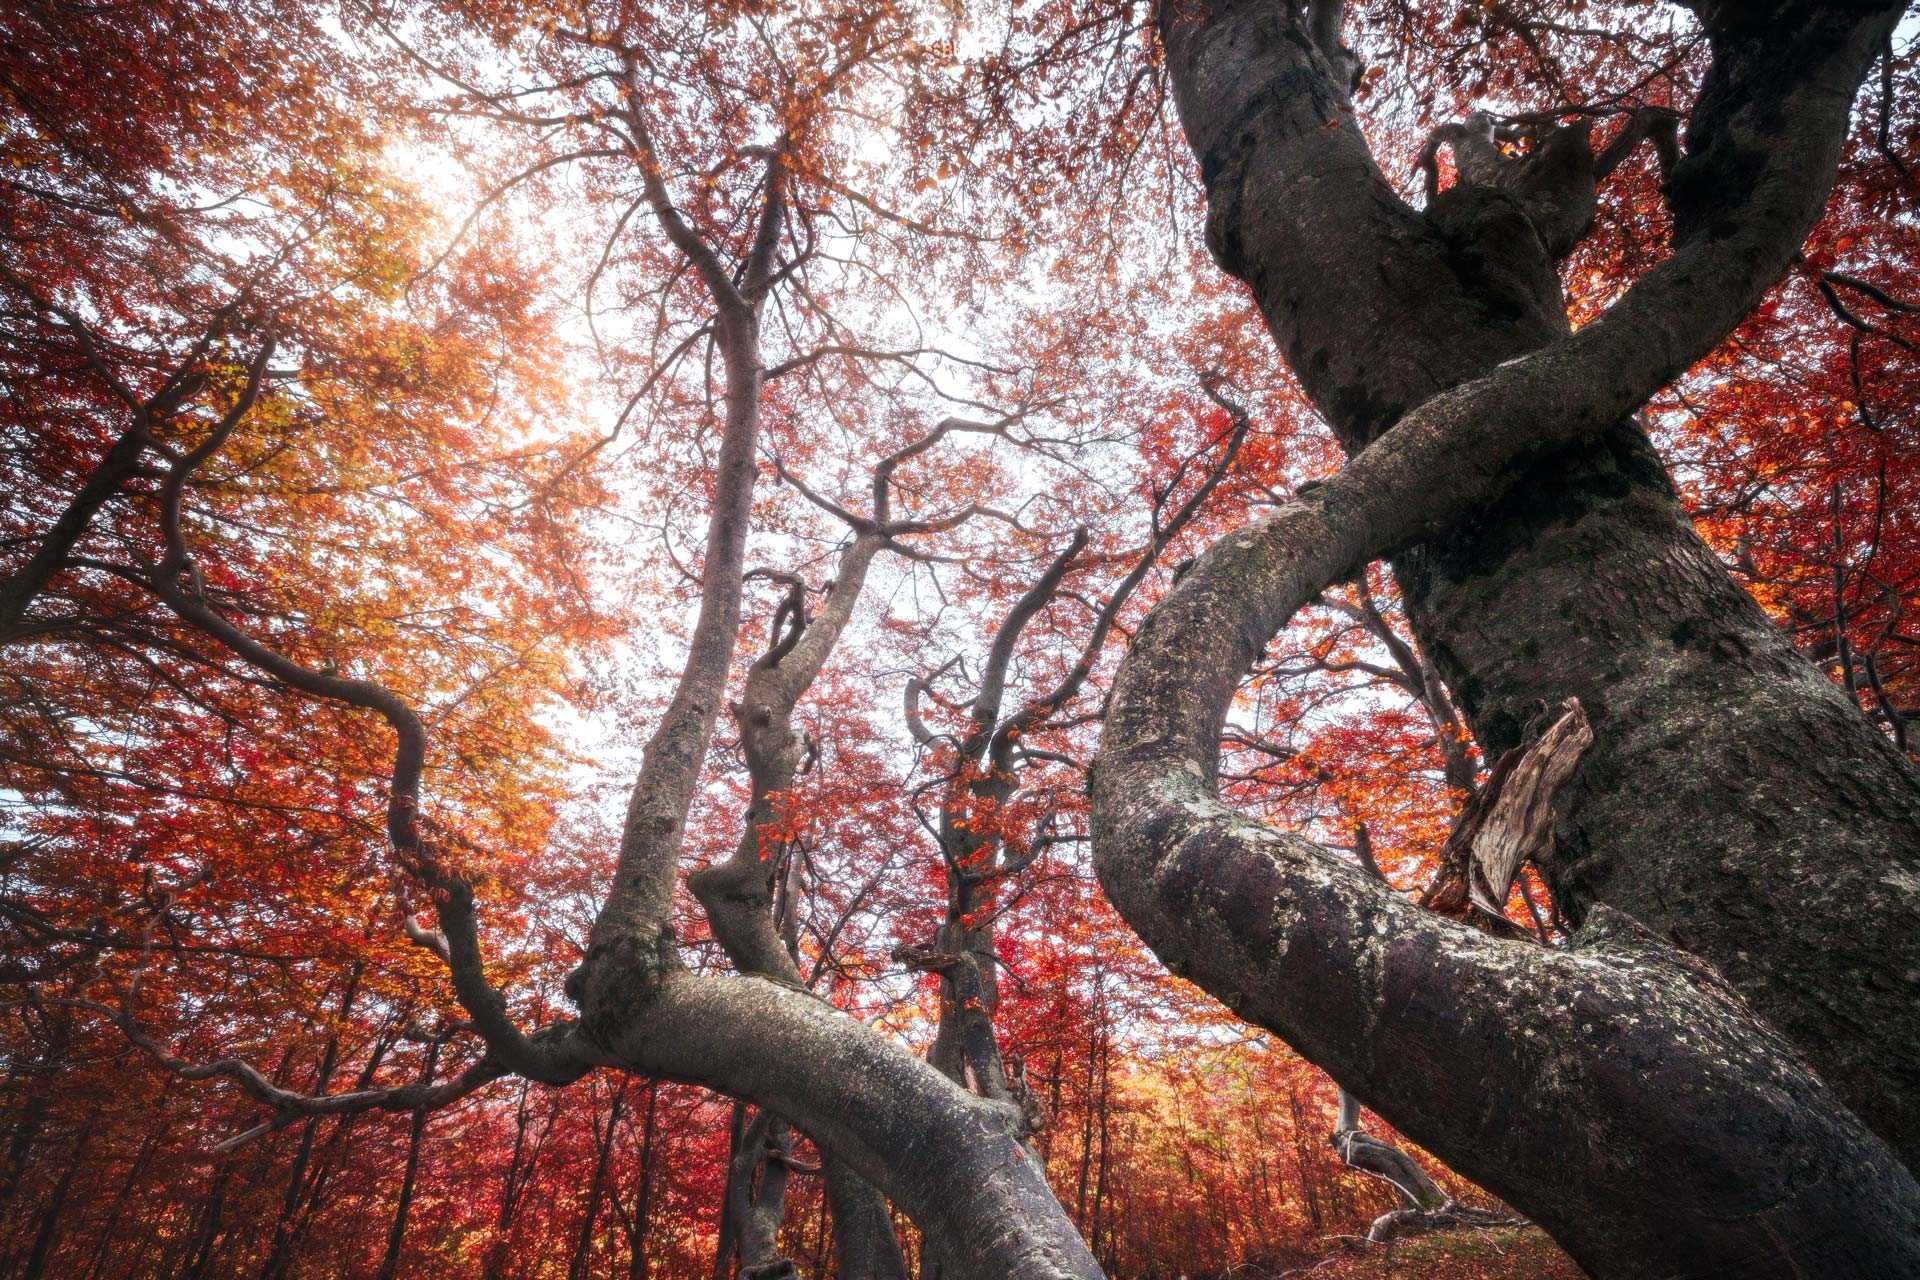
top-left (1094, 0), bottom-right (1920, 1275)
top-left (5, 1), bottom-right (1920, 1278)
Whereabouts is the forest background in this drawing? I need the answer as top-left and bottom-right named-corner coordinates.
top-left (1, 0), bottom-right (1915, 1277)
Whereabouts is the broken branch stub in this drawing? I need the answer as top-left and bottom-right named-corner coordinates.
top-left (1467, 699), bottom-right (1593, 918)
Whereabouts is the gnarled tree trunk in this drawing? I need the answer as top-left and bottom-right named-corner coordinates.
top-left (1093, 1), bottom-right (1920, 1275)
top-left (1157, 0), bottom-right (1920, 1169)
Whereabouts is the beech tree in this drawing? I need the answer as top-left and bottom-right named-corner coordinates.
top-left (1096, 0), bottom-right (1920, 1275)
top-left (5, 1), bottom-right (1920, 1278)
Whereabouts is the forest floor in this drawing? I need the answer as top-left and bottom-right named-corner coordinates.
top-left (1253, 1225), bottom-right (1584, 1278)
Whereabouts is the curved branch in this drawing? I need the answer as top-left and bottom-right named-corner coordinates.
top-left (136, 351), bottom-right (583, 1085)
top-left (1100, 3), bottom-right (1920, 1274)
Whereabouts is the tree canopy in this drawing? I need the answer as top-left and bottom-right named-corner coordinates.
top-left (2, 1), bottom-right (1917, 1277)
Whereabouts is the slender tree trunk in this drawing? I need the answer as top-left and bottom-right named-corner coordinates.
top-left (185, 1036), bottom-right (294, 1280)
top-left (117, 1213), bottom-right (163, 1280)
top-left (261, 968), bottom-right (360, 1280)
top-left (376, 1039), bottom-right (442, 1280)
top-left (180, 1161), bottom-right (233, 1280)
top-left (82, 1115), bottom-right (166, 1280)
top-left (281, 1030), bottom-right (395, 1270)
top-left (627, 1082), bottom-right (658, 1280)
top-left (1073, 984), bottom-right (1100, 1227)
top-left (0, 1088), bottom-right (48, 1219)
top-left (1088, 1034), bottom-right (1110, 1263)
top-left (20, 1117), bottom-right (91, 1280)
top-left (711, 1102), bottom-right (746, 1280)
top-left (485, 1082), bottom-right (538, 1280)
top-left (569, 1083), bottom-right (626, 1280)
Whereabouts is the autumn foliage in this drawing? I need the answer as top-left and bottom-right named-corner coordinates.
top-left (1, 0), bottom-right (1914, 1277)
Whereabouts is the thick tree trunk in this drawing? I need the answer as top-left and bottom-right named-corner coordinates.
top-left (825, 1157), bottom-right (909, 1280)
top-left (1158, 0), bottom-right (1920, 1169)
top-left (1090, 3), bottom-right (1920, 1275)
top-left (590, 973), bottom-right (1101, 1280)
top-left (1399, 432), bottom-right (1920, 1163)
top-left (731, 1114), bottom-right (797, 1280)
top-left (1094, 540), bottom-right (1920, 1275)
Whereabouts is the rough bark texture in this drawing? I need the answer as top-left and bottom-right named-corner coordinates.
top-left (826, 1160), bottom-right (910, 1280)
top-left (1089, 1), bottom-right (1920, 1274)
top-left (1091, 495), bottom-right (1920, 1276)
top-left (591, 974), bottom-right (1101, 1280)
top-left (1158, 0), bottom-right (1920, 1170)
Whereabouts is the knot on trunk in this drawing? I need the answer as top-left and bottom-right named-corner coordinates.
top-left (1419, 106), bottom-right (1679, 263)
top-left (562, 926), bottom-right (679, 1043)
top-left (891, 941), bottom-right (969, 975)
top-left (1419, 111), bottom-right (1597, 260)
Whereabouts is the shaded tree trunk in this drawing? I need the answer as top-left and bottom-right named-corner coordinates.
top-left (624, 1082), bottom-right (659, 1280)
top-left (81, 1116), bottom-right (165, 1280)
top-left (20, 1117), bottom-right (91, 1280)
top-left (1093, 2), bottom-right (1920, 1276)
top-left (569, 1083), bottom-right (626, 1280)
top-left (375, 1038), bottom-right (442, 1280)
top-left (485, 1082), bottom-right (549, 1280)
top-left (1159, 0), bottom-right (1920, 1169)
top-left (260, 967), bottom-right (361, 1280)
top-left (180, 1161), bottom-right (233, 1280)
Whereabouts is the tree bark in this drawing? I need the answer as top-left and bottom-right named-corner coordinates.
top-left (20, 1117), bottom-right (91, 1280)
top-left (1157, 0), bottom-right (1920, 1169)
top-left (1091, 2), bottom-right (1920, 1274)
top-left (569, 1082), bottom-right (625, 1280)
top-left (260, 966), bottom-right (361, 1280)
top-left (625, 1082), bottom-right (659, 1280)
top-left (689, 529), bottom-right (909, 1280)
top-left (586, 973), bottom-right (1101, 1280)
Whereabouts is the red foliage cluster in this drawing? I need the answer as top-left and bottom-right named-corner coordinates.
top-left (1, 0), bottom-right (1912, 1276)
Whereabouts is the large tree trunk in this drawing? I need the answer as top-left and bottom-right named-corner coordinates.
top-left (583, 973), bottom-right (1099, 1280)
top-left (1156, 0), bottom-right (1920, 1171)
top-left (1091, 1), bottom-right (1920, 1275)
